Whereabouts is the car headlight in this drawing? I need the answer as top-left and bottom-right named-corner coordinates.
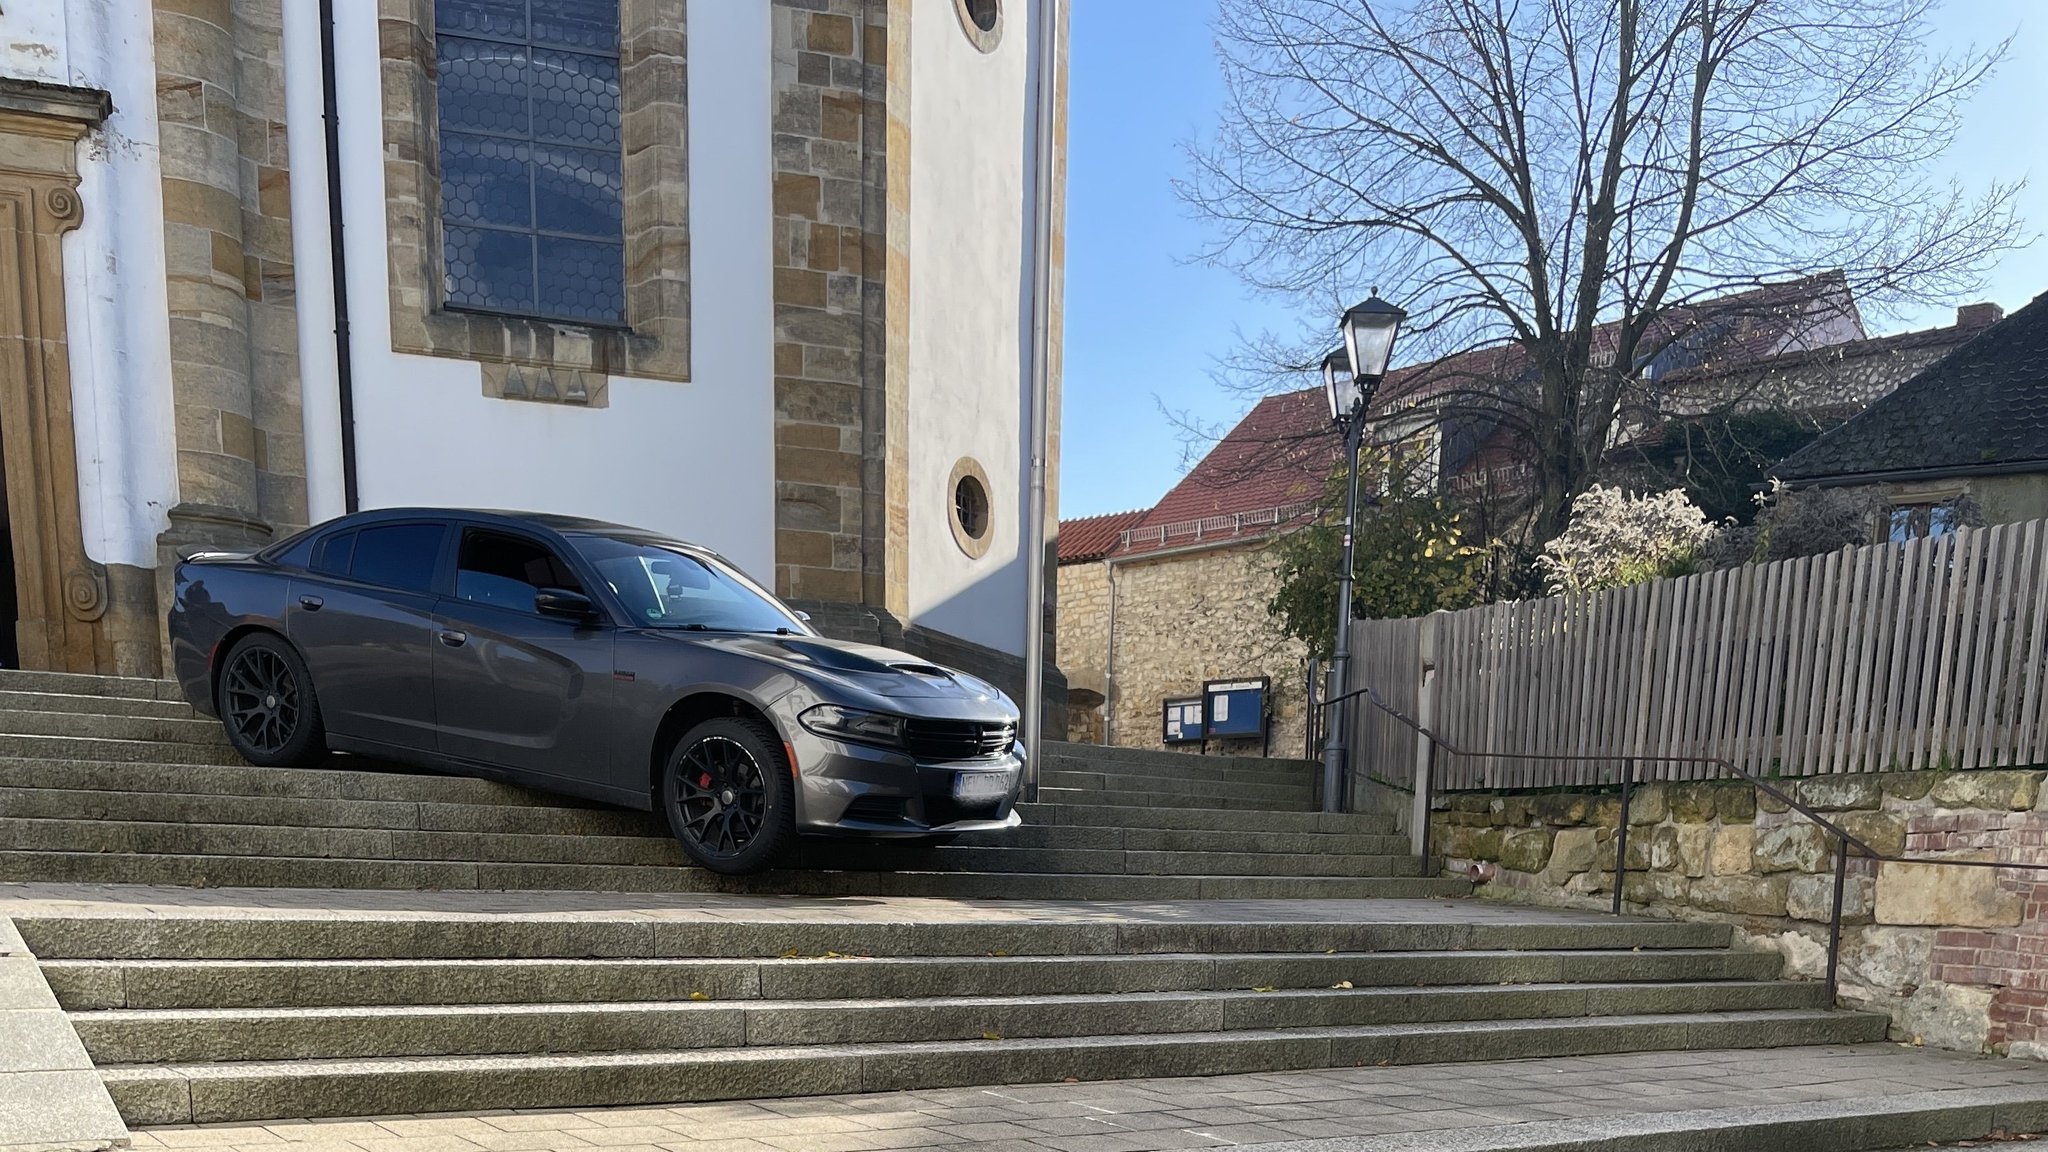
top-left (799, 704), bottom-right (906, 748)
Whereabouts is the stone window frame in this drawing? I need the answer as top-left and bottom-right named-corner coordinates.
top-left (380, 0), bottom-right (689, 404)
top-left (953, 0), bottom-right (1003, 53)
top-left (948, 456), bottom-right (994, 560)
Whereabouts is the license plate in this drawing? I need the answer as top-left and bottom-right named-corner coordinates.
top-left (952, 771), bottom-right (1012, 803)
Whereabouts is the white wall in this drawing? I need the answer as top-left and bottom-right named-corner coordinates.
top-left (317, 0), bottom-right (777, 578)
top-left (281, 0), bottom-right (347, 526)
top-left (3, 0), bottom-right (180, 569)
top-left (905, 0), bottom-right (1041, 656)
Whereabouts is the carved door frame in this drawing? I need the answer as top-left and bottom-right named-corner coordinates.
top-left (0, 81), bottom-right (114, 673)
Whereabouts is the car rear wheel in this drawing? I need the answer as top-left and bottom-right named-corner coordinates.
top-left (217, 632), bottom-right (326, 768)
top-left (660, 717), bottom-right (794, 874)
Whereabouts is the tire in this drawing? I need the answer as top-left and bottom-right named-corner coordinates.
top-left (659, 717), bottom-right (795, 875)
top-left (215, 632), bottom-right (326, 768)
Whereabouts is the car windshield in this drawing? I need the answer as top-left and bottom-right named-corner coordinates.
top-left (568, 534), bottom-right (805, 634)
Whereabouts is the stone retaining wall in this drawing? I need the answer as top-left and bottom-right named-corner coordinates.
top-left (1435, 767), bottom-right (2048, 1057)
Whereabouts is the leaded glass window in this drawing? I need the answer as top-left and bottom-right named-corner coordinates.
top-left (436, 0), bottom-right (625, 325)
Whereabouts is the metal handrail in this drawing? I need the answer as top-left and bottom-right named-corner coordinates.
top-left (1323, 683), bottom-right (2048, 1001)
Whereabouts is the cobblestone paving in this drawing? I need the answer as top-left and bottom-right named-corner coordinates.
top-left (127, 1046), bottom-right (2048, 1152)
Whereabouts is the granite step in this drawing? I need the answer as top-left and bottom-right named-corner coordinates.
top-left (0, 669), bottom-right (183, 700)
top-left (13, 913), bottom-right (1734, 962)
top-left (1036, 787), bottom-right (1318, 811)
top-left (1041, 751), bottom-right (1316, 789)
top-left (0, 849), bottom-right (1471, 898)
top-left (68, 981), bottom-right (1831, 1064)
top-left (0, 690), bottom-right (196, 719)
top-left (0, 733), bottom-right (245, 765)
top-left (0, 709), bottom-right (230, 745)
top-left (1013, 802), bottom-right (1396, 834)
top-left (40, 948), bottom-right (1785, 1009)
top-left (1038, 768), bottom-right (1312, 806)
top-left (0, 785), bottom-right (1408, 859)
top-left (0, 814), bottom-right (1430, 878)
top-left (98, 1009), bottom-right (1890, 1124)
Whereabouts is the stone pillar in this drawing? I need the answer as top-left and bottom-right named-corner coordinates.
top-left (151, 0), bottom-right (308, 662)
top-left (769, 0), bottom-right (901, 607)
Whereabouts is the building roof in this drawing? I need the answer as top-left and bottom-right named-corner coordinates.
top-left (1056, 509), bottom-right (1147, 564)
top-left (1074, 277), bottom-right (1994, 564)
top-left (1774, 294), bottom-right (2048, 485)
top-left (1100, 278), bottom-right (1871, 560)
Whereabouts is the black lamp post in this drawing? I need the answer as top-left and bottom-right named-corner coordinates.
top-left (1320, 293), bottom-right (1405, 814)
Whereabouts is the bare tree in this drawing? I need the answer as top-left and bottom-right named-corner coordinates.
top-left (1183, 0), bottom-right (2024, 540)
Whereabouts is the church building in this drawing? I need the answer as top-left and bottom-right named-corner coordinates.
top-left (0, 0), bottom-right (1065, 700)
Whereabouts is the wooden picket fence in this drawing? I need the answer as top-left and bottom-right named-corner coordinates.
top-left (1346, 519), bottom-right (2048, 791)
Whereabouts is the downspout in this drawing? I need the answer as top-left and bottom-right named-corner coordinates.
top-left (1020, 0), bottom-right (1062, 797)
top-left (1101, 556), bottom-right (1117, 745)
top-left (318, 0), bottom-right (361, 512)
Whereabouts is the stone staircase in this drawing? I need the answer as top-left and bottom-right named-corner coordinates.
top-left (0, 670), bottom-right (1459, 899)
top-left (13, 908), bottom-right (1886, 1125)
top-left (0, 668), bottom-right (1893, 1131)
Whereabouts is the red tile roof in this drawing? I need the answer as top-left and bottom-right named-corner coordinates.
top-left (1067, 276), bottom-right (1945, 564)
top-left (1057, 509), bottom-right (1148, 564)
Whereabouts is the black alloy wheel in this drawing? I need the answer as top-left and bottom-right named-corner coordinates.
top-left (661, 717), bottom-right (794, 874)
top-left (217, 632), bottom-right (326, 767)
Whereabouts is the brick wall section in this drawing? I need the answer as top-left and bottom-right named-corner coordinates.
top-left (153, 0), bottom-right (307, 533)
top-left (1914, 808), bottom-right (2048, 1052)
top-left (769, 0), bottom-right (894, 605)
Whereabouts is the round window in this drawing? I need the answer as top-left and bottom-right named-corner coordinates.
top-left (948, 458), bottom-right (994, 558)
top-left (953, 0), bottom-right (1002, 51)
top-left (955, 477), bottom-right (989, 540)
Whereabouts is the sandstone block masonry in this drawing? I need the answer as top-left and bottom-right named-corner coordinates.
top-left (1435, 767), bottom-right (2048, 1058)
top-left (1059, 544), bottom-right (1311, 756)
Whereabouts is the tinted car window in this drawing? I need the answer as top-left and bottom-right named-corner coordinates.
top-left (570, 534), bottom-right (802, 633)
top-left (348, 524), bottom-right (446, 593)
top-left (270, 532), bottom-right (318, 570)
top-left (455, 530), bottom-right (582, 612)
top-left (311, 531), bottom-right (356, 577)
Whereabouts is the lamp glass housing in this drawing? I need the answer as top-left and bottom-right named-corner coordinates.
top-left (1321, 349), bottom-right (1350, 422)
top-left (1340, 295), bottom-right (1406, 382)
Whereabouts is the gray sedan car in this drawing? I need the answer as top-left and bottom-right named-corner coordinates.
top-left (167, 508), bottom-right (1023, 873)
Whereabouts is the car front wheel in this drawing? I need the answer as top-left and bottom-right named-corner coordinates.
top-left (659, 717), bottom-right (795, 874)
top-left (216, 632), bottom-right (326, 768)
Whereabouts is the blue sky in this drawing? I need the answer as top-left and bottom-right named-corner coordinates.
top-left (1058, 0), bottom-right (2048, 519)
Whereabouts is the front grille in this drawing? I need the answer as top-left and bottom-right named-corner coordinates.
top-left (901, 718), bottom-right (1015, 762)
top-left (842, 795), bottom-right (909, 824)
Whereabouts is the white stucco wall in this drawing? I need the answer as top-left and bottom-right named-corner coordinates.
top-left (3, 0), bottom-right (180, 569)
top-left (905, 0), bottom-right (1042, 656)
top-left (316, 0), bottom-right (777, 578)
top-left (280, 0), bottom-right (347, 527)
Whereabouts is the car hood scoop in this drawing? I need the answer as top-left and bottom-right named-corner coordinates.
top-left (685, 634), bottom-right (1003, 701)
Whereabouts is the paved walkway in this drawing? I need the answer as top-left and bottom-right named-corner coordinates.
top-left (125, 1046), bottom-right (2048, 1152)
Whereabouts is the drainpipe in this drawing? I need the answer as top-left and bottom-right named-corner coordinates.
top-left (1101, 556), bottom-right (1117, 745)
top-left (1020, 0), bottom-right (1062, 798)
top-left (318, 0), bottom-right (361, 512)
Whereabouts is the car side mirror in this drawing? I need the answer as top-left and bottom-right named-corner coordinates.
top-left (534, 587), bottom-right (599, 621)
top-left (795, 611), bottom-right (811, 623)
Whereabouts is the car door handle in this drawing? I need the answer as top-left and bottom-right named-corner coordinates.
top-left (298, 595), bottom-right (323, 610)
top-left (438, 630), bottom-right (468, 647)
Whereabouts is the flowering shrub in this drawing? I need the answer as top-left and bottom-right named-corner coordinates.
top-left (1537, 485), bottom-right (1720, 595)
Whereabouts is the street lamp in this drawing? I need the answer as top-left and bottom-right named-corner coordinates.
top-left (1320, 293), bottom-right (1405, 814)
